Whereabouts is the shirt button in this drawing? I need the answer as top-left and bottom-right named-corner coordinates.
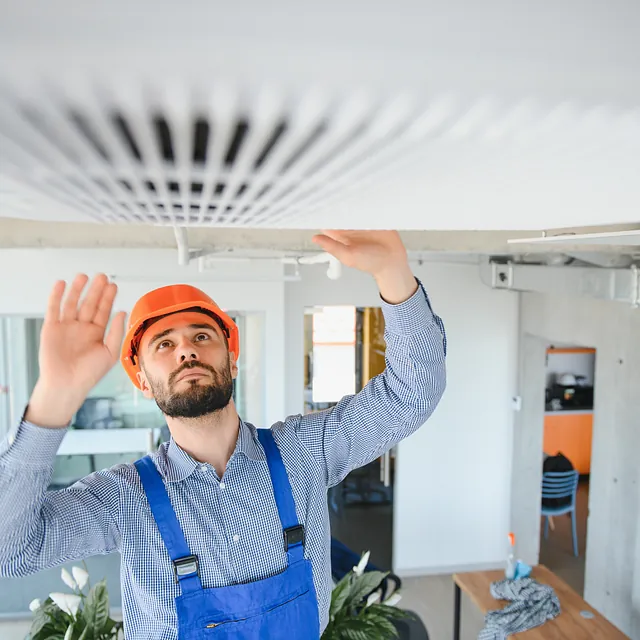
top-left (199, 465), bottom-right (207, 473)
top-left (219, 482), bottom-right (226, 490)
top-left (233, 534), bottom-right (240, 543)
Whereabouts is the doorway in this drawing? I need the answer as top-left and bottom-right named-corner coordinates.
top-left (540, 345), bottom-right (595, 595)
top-left (304, 305), bottom-right (394, 570)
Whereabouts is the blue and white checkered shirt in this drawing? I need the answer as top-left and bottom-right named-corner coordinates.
top-left (0, 281), bottom-right (446, 638)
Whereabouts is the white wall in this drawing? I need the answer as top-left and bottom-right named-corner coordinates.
top-left (0, 249), bottom-right (286, 427)
top-left (285, 261), bottom-right (519, 575)
top-left (241, 313), bottom-right (266, 426)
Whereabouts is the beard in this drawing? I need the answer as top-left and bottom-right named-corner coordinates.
top-left (146, 358), bottom-right (234, 419)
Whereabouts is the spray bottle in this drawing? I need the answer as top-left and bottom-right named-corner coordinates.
top-left (505, 532), bottom-right (516, 580)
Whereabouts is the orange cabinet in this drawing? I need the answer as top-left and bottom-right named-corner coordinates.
top-left (543, 411), bottom-right (593, 474)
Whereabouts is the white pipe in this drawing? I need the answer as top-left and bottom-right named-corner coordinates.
top-left (173, 226), bottom-right (189, 266)
top-left (297, 252), bottom-right (332, 265)
top-left (283, 252), bottom-right (342, 279)
top-left (326, 256), bottom-right (342, 280)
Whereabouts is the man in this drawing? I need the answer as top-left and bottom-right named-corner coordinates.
top-left (0, 230), bottom-right (447, 638)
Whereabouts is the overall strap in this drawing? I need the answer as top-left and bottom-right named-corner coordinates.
top-left (256, 429), bottom-right (305, 565)
top-left (134, 456), bottom-right (202, 593)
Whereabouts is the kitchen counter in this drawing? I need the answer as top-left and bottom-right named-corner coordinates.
top-left (544, 409), bottom-right (593, 416)
top-left (544, 411), bottom-right (593, 474)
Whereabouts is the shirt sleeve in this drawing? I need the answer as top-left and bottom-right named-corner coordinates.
top-left (294, 278), bottom-right (447, 487)
top-left (0, 419), bottom-right (121, 578)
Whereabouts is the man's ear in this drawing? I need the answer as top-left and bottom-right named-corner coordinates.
top-left (137, 370), bottom-right (155, 399)
top-left (229, 353), bottom-right (239, 380)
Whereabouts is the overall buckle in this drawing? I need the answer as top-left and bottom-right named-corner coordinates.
top-left (173, 555), bottom-right (200, 583)
top-left (284, 525), bottom-right (305, 551)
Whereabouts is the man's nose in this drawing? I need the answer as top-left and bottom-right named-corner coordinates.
top-left (175, 337), bottom-right (200, 363)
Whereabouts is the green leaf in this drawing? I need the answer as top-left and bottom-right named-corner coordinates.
top-left (329, 576), bottom-right (353, 619)
top-left (367, 604), bottom-right (413, 622)
top-left (83, 580), bottom-right (110, 633)
top-left (73, 617), bottom-right (89, 640)
top-left (30, 624), bottom-right (59, 640)
top-left (335, 618), bottom-right (382, 640)
top-left (102, 618), bottom-right (116, 633)
top-left (345, 571), bottom-right (388, 608)
top-left (30, 605), bottom-right (53, 637)
top-left (76, 625), bottom-right (90, 640)
top-left (32, 599), bottom-right (70, 639)
top-left (363, 615), bottom-right (398, 638)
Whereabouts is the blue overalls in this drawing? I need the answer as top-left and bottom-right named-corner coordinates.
top-left (134, 429), bottom-right (320, 639)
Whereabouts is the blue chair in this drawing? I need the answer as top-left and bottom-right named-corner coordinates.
top-left (541, 470), bottom-right (580, 557)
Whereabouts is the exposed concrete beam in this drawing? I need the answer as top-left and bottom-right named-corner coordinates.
top-left (480, 260), bottom-right (640, 307)
top-left (0, 218), bottom-right (637, 254)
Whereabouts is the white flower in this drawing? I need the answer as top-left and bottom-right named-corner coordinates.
top-left (383, 592), bottom-right (402, 607)
top-left (72, 566), bottom-right (89, 590)
top-left (366, 592), bottom-right (381, 607)
top-left (352, 551), bottom-right (371, 577)
top-left (61, 568), bottom-right (77, 590)
top-left (29, 599), bottom-right (41, 612)
top-left (49, 593), bottom-right (82, 617)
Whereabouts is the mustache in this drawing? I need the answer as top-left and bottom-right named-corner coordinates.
top-left (169, 361), bottom-right (217, 386)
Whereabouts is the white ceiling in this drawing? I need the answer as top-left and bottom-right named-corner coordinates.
top-left (1, 1), bottom-right (639, 232)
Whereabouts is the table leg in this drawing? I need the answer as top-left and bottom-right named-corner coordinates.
top-left (454, 582), bottom-right (461, 640)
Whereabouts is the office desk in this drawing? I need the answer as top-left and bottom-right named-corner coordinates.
top-left (453, 565), bottom-right (628, 639)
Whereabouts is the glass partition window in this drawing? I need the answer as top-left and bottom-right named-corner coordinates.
top-left (0, 312), bottom-right (266, 486)
top-left (304, 306), bottom-right (386, 415)
top-left (311, 306), bottom-right (356, 404)
top-left (304, 306), bottom-right (357, 413)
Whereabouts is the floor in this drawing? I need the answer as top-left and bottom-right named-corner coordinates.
top-left (401, 574), bottom-right (486, 640)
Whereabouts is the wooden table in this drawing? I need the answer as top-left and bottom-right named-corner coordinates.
top-left (452, 565), bottom-right (628, 639)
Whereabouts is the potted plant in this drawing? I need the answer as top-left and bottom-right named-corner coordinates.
top-left (27, 563), bottom-right (123, 640)
top-left (322, 551), bottom-right (414, 640)
top-left (28, 552), bottom-right (411, 639)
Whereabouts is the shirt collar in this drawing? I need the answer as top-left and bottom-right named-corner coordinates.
top-left (163, 419), bottom-right (264, 483)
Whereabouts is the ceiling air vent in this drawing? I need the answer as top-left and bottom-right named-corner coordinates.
top-left (0, 84), bottom-right (439, 226)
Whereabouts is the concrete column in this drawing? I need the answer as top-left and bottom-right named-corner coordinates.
top-left (518, 291), bottom-right (640, 636)
top-left (510, 331), bottom-right (547, 565)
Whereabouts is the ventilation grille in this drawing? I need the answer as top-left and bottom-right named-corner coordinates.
top-left (2, 83), bottom-right (639, 228)
top-left (0, 84), bottom-right (445, 226)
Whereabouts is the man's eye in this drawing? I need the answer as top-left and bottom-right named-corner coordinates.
top-left (195, 334), bottom-right (209, 342)
top-left (158, 340), bottom-right (172, 350)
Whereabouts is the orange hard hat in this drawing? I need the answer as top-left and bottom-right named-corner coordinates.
top-left (120, 284), bottom-right (239, 389)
